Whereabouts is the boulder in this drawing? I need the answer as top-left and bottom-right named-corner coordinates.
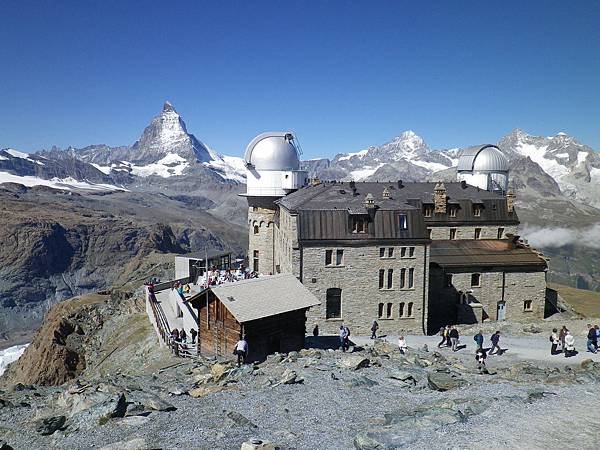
top-left (0, 440), bottom-right (14, 450)
top-left (211, 362), bottom-right (235, 382)
top-left (127, 390), bottom-right (176, 412)
top-left (73, 393), bottom-right (127, 426)
top-left (35, 415), bottom-right (67, 435)
top-left (339, 356), bottom-right (370, 370)
top-left (225, 411), bottom-right (257, 428)
top-left (427, 371), bottom-right (466, 391)
top-left (346, 376), bottom-right (378, 388)
top-left (241, 439), bottom-right (277, 450)
top-left (188, 386), bottom-right (226, 398)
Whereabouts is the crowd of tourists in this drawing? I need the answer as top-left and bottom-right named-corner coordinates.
top-left (169, 327), bottom-right (197, 356)
top-left (200, 265), bottom-right (259, 288)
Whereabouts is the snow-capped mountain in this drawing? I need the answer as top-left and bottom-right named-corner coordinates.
top-left (32, 102), bottom-right (247, 186)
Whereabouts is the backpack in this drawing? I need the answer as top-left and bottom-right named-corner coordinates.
top-left (345, 326), bottom-right (351, 337)
top-left (549, 335), bottom-right (553, 343)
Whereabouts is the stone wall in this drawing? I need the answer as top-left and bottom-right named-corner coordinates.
top-left (427, 267), bottom-right (546, 332)
top-left (247, 202), bottom-right (276, 275)
top-left (274, 208), bottom-right (300, 277)
top-left (303, 244), bottom-right (429, 336)
top-left (428, 225), bottom-right (518, 240)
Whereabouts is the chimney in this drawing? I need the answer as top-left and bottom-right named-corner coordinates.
top-left (382, 187), bottom-right (390, 199)
top-left (506, 189), bottom-right (516, 213)
top-left (433, 182), bottom-right (447, 214)
top-left (364, 193), bottom-right (375, 208)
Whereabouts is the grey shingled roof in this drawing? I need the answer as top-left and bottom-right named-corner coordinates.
top-left (278, 181), bottom-right (505, 213)
top-left (209, 274), bottom-right (320, 323)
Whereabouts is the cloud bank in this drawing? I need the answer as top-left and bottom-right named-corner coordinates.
top-left (521, 224), bottom-right (600, 250)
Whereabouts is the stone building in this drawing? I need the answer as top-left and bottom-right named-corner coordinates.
top-left (242, 134), bottom-right (548, 335)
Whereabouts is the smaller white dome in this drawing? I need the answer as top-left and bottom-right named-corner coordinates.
top-left (244, 132), bottom-right (301, 171)
top-left (457, 145), bottom-right (509, 173)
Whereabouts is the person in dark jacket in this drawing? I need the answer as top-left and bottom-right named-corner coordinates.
top-left (586, 324), bottom-right (597, 354)
top-left (370, 320), bottom-right (379, 339)
top-left (437, 327), bottom-right (446, 348)
top-left (475, 347), bottom-right (488, 374)
top-left (312, 324), bottom-right (319, 337)
top-left (473, 331), bottom-right (484, 350)
top-left (449, 326), bottom-right (460, 352)
top-left (550, 328), bottom-right (560, 355)
top-left (489, 331), bottom-right (501, 355)
top-left (190, 328), bottom-right (197, 344)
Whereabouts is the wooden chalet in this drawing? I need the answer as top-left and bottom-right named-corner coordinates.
top-left (187, 274), bottom-right (320, 361)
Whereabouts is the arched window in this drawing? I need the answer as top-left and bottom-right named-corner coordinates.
top-left (253, 225), bottom-right (259, 235)
top-left (399, 302), bottom-right (405, 318)
top-left (378, 303), bottom-right (384, 318)
top-left (326, 288), bottom-right (342, 319)
top-left (407, 302), bottom-right (413, 317)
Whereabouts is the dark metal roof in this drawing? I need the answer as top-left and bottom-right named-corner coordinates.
top-left (278, 181), bottom-right (505, 213)
top-left (430, 239), bottom-right (547, 269)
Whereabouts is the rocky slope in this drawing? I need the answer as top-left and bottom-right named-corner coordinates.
top-left (1, 291), bottom-right (600, 449)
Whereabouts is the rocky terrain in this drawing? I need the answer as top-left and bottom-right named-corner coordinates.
top-left (1, 290), bottom-right (600, 449)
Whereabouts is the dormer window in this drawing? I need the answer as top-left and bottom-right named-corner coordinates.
top-left (449, 207), bottom-right (457, 218)
top-left (351, 216), bottom-right (368, 234)
top-left (473, 205), bottom-right (482, 217)
top-left (423, 205), bottom-right (433, 218)
top-left (398, 214), bottom-right (408, 230)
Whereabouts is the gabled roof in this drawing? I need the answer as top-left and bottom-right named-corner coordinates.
top-left (430, 239), bottom-right (547, 269)
top-left (193, 274), bottom-right (320, 323)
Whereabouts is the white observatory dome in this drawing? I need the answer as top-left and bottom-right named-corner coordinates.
top-left (243, 132), bottom-right (308, 197)
top-left (244, 132), bottom-right (301, 171)
top-left (457, 145), bottom-right (509, 193)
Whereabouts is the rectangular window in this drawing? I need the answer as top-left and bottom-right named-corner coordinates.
top-left (400, 269), bottom-right (406, 288)
top-left (449, 228), bottom-right (457, 240)
top-left (474, 228), bottom-right (482, 239)
top-left (253, 250), bottom-right (259, 272)
top-left (445, 274), bottom-right (453, 287)
top-left (449, 207), bottom-right (457, 218)
top-left (336, 249), bottom-right (344, 266)
top-left (325, 250), bottom-right (332, 266)
top-left (471, 273), bottom-right (481, 287)
top-left (473, 205), bottom-right (482, 217)
top-left (523, 300), bottom-right (533, 311)
top-left (378, 303), bottom-right (384, 318)
top-left (379, 247), bottom-right (385, 258)
top-left (399, 214), bottom-right (408, 230)
top-left (386, 303), bottom-right (393, 318)
top-left (388, 247), bottom-right (394, 258)
top-left (427, 228), bottom-right (432, 239)
top-left (352, 216), bottom-right (368, 233)
top-left (497, 227), bottom-right (504, 239)
top-left (408, 247), bottom-right (415, 257)
top-left (387, 269), bottom-right (393, 289)
top-left (379, 269), bottom-right (385, 289)
top-left (407, 302), bottom-right (414, 317)
top-left (423, 205), bottom-right (433, 218)
top-left (399, 302), bottom-right (405, 317)
top-left (401, 247), bottom-right (407, 257)
top-left (408, 268), bottom-right (414, 288)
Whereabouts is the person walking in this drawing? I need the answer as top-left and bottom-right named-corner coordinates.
top-left (234, 336), bottom-right (248, 367)
top-left (445, 326), bottom-right (452, 347)
top-left (190, 328), bottom-right (197, 344)
top-left (489, 331), bottom-right (501, 355)
top-left (180, 329), bottom-right (187, 343)
top-left (437, 327), bottom-right (446, 348)
top-left (473, 331), bottom-right (484, 350)
top-left (370, 320), bottom-right (379, 339)
top-left (398, 335), bottom-right (407, 355)
top-left (343, 325), bottom-right (351, 350)
top-left (550, 328), bottom-right (560, 355)
top-left (586, 324), bottom-right (597, 354)
top-left (475, 347), bottom-right (488, 374)
top-left (564, 331), bottom-right (576, 358)
top-left (595, 325), bottom-right (600, 350)
top-left (339, 325), bottom-right (348, 352)
top-left (449, 326), bottom-right (460, 352)
top-left (312, 324), bottom-right (319, 337)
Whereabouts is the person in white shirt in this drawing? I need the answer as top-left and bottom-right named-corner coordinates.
top-left (398, 335), bottom-right (407, 355)
top-left (234, 336), bottom-right (249, 366)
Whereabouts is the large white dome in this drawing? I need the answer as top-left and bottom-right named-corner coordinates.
top-left (244, 132), bottom-right (301, 171)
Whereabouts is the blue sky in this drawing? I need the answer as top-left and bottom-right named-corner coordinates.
top-left (1, 1), bottom-right (599, 159)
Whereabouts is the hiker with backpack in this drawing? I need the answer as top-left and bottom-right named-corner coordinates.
top-left (370, 320), bottom-right (379, 339)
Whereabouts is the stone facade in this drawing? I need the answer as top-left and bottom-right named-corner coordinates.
top-left (428, 225), bottom-right (518, 240)
top-left (247, 199), bottom-right (277, 275)
top-left (428, 267), bottom-right (546, 334)
top-left (303, 244), bottom-right (429, 336)
top-left (274, 208), bottom-right (301, 277)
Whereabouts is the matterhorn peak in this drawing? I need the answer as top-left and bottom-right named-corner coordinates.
top-left (162, 101), bottom-right (176, 113)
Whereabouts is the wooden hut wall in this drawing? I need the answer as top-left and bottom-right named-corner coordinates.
top-left (197, 292), bottom-right (242, 358)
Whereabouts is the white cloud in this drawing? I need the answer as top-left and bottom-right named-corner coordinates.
top-left (521, 224), bottom-right (600, 250)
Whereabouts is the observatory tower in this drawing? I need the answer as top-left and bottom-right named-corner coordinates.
top-left (242, 132), bottom-right (307, 274)
top-left (457, 145), bottom-right (509, 194)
